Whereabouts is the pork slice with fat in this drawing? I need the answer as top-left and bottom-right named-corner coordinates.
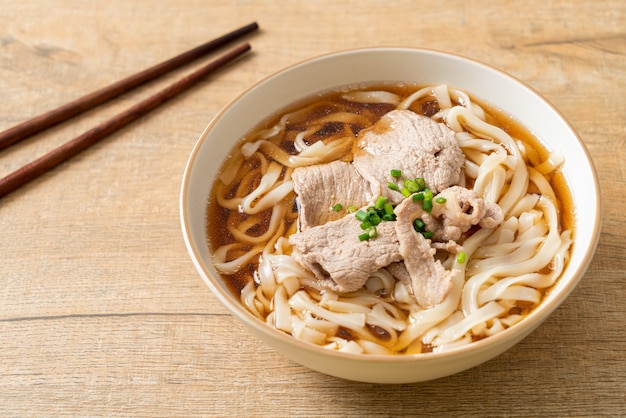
top-left (292, 160), bottom-right (374, 230)
top-left (394, 197), bottom-right (455, 307)
top-left (426, 186), bottom-right (504, 242)
top-left (289, 214), bottom-right (401, 293)
top-left (353, 110), bottom-right (464, 203)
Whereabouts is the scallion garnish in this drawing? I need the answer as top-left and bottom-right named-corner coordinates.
top-left (413, 216), bottom-right (433, 238)
top-left (404, 179), bottom-right (420, 193)
top-left (360, 220), bottom-right (373, 230)
top-left (435, 197), bottom-right (447, 204)
top-left (387, 182), bottom-right (400, 192)
top-left (390, 169), bottom-right (402, 178)
top-left (421, 188), bottom-right (434, 213)
top-left (422, 199), bottom-right (433, 213)
top-left (354, 195), bottom-right (397, 241)
top-left (332, 203), bottom-right (343, 211)
top-left (358, 231), bottom-right (371, 241)
top-left (383, 202), bottom-right (394, 216)
top-left (355, 209), bottom-right (369, 222)
top-left (457, 251), bottom-right (467, 264)
top-left (374, 196), bottom-right (388, 210)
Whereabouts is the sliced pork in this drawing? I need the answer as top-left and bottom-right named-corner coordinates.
top-left (426, 186), bottom-right (504, 242)
top-left (288, 109), bottom-right (504, 307)
top-left (394, 198), bottom-right (455, 307)
top-left (391, 186), bottom-right (504, 306)
top-left (385, 262), bottom-right (411, 288)
top-left (353, 110), bottom-right (464, 203)
top-left (292, 160), bottom-right (374, 230)
top-left (289, 214), bottom-right (401, 293)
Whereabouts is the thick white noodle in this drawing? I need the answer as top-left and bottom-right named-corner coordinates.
top-left (228, 204), bottom-right (286, 245)
top-left (462, 196), bottom-right (563, 315)
top-left (240, 162), bottom-right (294, 214)
top-left (432, 85), bottom-right (452, 109)
top-left (342, 90), bottom-right (400, 104)
top-left (213, 84), bottom-right (572, 354)
top-left (213, 243), bottom-right (263, 275)
top-left (397, 86), bottom-right (436, 109)
top-left (445, 105), bottom-right (529, 215)
top-left (431, 301), bottom-right (506, 346)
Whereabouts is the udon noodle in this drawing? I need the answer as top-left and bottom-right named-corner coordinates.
top-left (208, 83), bottom-right (573, 355)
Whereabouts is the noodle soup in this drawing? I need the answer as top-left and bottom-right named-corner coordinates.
top-left (206, 82), bottom-right (573, 355)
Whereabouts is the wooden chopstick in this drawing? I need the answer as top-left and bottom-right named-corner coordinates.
top-left (0, 21), bottom-right (258, 151)
top-left (0, 43), bottom-right (252, 198)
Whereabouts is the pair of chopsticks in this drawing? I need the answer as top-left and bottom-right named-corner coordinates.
top-left (0, 22), bottom-right (258, 198)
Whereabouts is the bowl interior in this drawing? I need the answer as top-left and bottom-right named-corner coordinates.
top-left (180, 48), bottom-right (601, 383)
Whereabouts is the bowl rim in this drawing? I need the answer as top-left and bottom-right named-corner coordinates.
top-left (180, 46), bottom-right (602, 364)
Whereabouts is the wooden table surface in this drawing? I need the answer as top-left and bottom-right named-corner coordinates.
top-left (1, 1), bottom-right (624, 416)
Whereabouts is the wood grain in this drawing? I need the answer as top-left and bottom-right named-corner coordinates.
top-left (0, 43), bottom-right (251, 197)
top-left (1, 1), bottom-right (624, 416)
top-left (0, 22), bottom-right (257, 150)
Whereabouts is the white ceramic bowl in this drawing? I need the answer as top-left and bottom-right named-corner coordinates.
top-left (180, 48), bottom-right (601, 383)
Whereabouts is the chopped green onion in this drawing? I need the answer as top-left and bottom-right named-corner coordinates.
top-left (415, 178), bottom-right (426, 190)
top-left (390, 169), bottom-right (402, 178)
top-left (374, 196), bottom-right (388, 209)
top-left (413, 218), bottom-right (425, 231)
top-left (358, 226), bottom-right (378, 241)
top-left (421, 231), bottom-right (433, 239)
top-left (332, 203), bottom-right (343, 212)
top-left (412, 192), bottom-right (425, 202)
top-left (435, 197), bottom-right (447, 204)
top-left (387, 182), bottom-right (400, 192)
top-left (457, 251), bottom-right (467, 264)
top-left (422, 199), bottom-right (433, 213)
top-left (420, 188), bottom-right (434, 213)
top-left (400, 187), bottom-right (411, 197)
top-left (353, 194), bottom-right (399, 241)
top-left (404, 179), bottom-right (420, 193)
top-left (383, 202), bottom-right (394, 216)
top-left (355, 210), bottom-right (369, 222)
top-left (358, 232), bottom-right (371, 241)
top-left (347, 205), bottom-right (357, 212)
